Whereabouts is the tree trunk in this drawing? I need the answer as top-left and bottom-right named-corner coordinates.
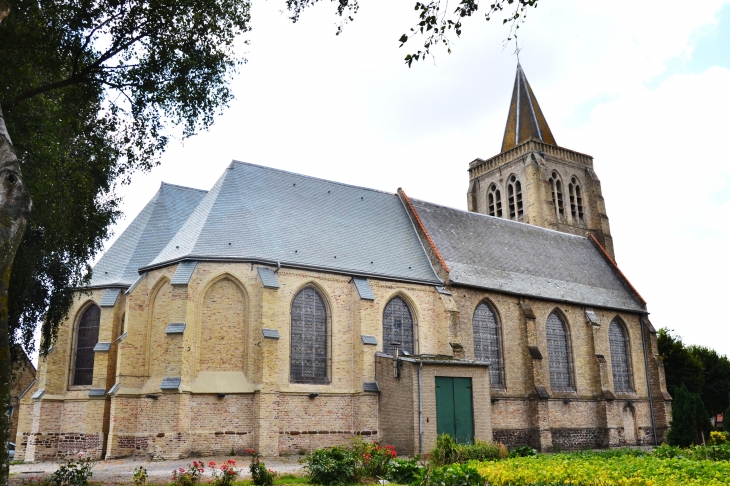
top-left (0, 103), bottom-right (31, 483)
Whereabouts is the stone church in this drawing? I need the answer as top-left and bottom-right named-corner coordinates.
top-left (16, 64), bottom-right (672, 461)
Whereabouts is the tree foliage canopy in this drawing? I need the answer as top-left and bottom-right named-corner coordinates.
top-left (0, 0), bottom-right (250, 354)
top-left (658, 328), bottom-right (730, 419)
top-left (285, 0), bottom-right (539, 66)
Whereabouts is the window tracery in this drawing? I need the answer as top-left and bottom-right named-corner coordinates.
top-left (609, 318), bottom-right (634, 393)
top-left (568, 176), bottom-right (584, 223)
top-left (487, 184), bottom-right (503, 217)
top-left (383, 296), bottom-right (415, 356)
top-left (507, 175), bottom-right (524, 220)
top-left (290, 287), bottom-right (329, 384)
top-left (73, 304), bottom-right (101, 386)
top-left (548, 171), bottom-right (565, 220)
top-left (473, 302), bottom-right (504, 388)
top-left (546, 311), bottom-right (575, 392)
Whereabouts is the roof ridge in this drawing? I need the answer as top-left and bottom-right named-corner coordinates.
top-left (588, 234), bottom-right (646, 306)
top-left (398, 189), bottom-right (450, 273)
top-left (160, 181), bottom-right (208, 193)
top-left (230, 160), bottom-right (398, 197)
top-left (409, 197), bottom-right (591, 241)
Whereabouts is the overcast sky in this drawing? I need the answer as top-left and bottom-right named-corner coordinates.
top-left (105, 0), bottom-right (730, 357)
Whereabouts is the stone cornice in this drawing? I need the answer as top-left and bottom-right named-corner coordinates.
top-left (469, 140), bottom-right (594, 180)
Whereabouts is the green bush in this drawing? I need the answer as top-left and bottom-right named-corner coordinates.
top-left (303, 446), bottom-right (356, 486)
top-left (385, 457), bottom-right (422, 484)
top-left (303, 440), bottom-right (400, 485)
top-left (416, 463), bottom-right (485, 486)
top-left (48, 455), bottom-right (96, 486)
top-left (429, 434), bottom-right (507, 466)
top-left (508, 445), bottom-right (537, 458)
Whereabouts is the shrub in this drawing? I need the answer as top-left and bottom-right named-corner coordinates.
top-left (249, 454), bottom-right (276, 486)
top-left (303, 446), bottom-right (356, 486)
top-left (385, 457), bottom-right (422, 484)
top-left (709, 430), bottom-right (729, 445)
top-left (210, 459), bottom-right (242, 486)
top-left (475, 451), bottom-right (730, 485)
top-left (133, 466), bottom-right (148, 486)
top-left (668, 383), bottom-right (698, 447)
top-left (48, 454), bottom-right (96, 486)
top-left (508, 445), bottom-right (537, 458)
top-left (352, 439), bottom-right (397, 479)
top-left (429, 434), bottom-right (506, 466)
top-left (416, 463), bottom-right (485, 486)
top-left (171, 461), bottom-right (205, 486)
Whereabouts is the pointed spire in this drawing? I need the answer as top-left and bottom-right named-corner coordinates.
top-left (501, 63), bottom-right (557, 153)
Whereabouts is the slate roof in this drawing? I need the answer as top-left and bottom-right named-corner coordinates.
top-left (409, 198), bottom-right (646, 312)
top-left (140, 161), bottom-right (441, 284)
top-left (89, 183), bottom-right (207, 287)
top-left (501, 63), bottom-right (557, 152)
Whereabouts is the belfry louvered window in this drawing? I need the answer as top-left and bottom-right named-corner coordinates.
top-left (546, 311), bottom-right (574, 392)
top-left (73, 304), bottom-right (101, 386)
top-left (609, 318), bottom-right (634, 393)
top-left (488, 185), bottom-right (503, 217)
top-left (383, 297), bottom-right (415, 356)
top-left (569, 176), bottom-right (584, 223)
top-left (548, 171), bottom-right (565, 219)
top-left (473, 302), bottom-right (504, 388)
top-left (290, 287), bottom-right (329, 384)
top-left (507, 175), bottom-right (524, 220)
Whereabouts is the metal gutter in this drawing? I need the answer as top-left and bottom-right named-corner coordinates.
top-left (137, 257), bottom-right (443, 287)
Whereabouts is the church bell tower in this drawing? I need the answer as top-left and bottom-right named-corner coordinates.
top-left (467, 63), bottom-right (615, 260)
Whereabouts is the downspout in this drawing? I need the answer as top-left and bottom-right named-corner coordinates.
top-left (640, 314), bottom-right (658, 445)
top-left (418, 362), bottom-right (423, 455)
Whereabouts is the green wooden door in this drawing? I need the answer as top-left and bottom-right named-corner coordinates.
top-left (435, 377), bottom-right (474, 444)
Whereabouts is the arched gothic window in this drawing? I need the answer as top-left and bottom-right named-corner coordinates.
top-left (290, 287), bottom-right (329, 384)
top-left (488, 185), bottom-right (503, 218)
top-left (546, 311), bottom-right (574, 392)
top-left (568, 176), bottom-right (584, 223)
top-left (609, 318), bottom-right (634, 393)
top-left (73, 304), bottom-right (101, 386)
top-left (383, 296), bottom-right (415, 356)
top-left (548, 171), bottom-right (565, 219)
top-left (473, 302), bottom-right (504, 388)
top-left (507, 175), bottom-right (524, 220)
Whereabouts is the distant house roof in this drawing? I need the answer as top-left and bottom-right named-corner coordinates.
top-left (408, 198), bottom-right (646, 312)
top-left (89, 183), bottom-right (207, 287)
top-left (139, 161), bottom-right (441, 285)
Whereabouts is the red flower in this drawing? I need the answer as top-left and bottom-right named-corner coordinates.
top-left (208, 461), bottom-right (216, 468)
top-left (179, 468), bottom-right (185, 473)
top-left (227, 459), bottom-right (235, 464)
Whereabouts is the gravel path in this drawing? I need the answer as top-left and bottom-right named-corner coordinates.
top-left (11, 455), bottom-right (305, 484)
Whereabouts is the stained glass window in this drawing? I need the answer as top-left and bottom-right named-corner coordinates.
top-left (73, 305), bottom-right (101, 386)
top-left (473, 302), bottom-right (504, 388)
top-left (547, 311), bottom-right (574, 392)
top-left (609, 318), bottom-right (633, 393)
top-left (383, 297), bottom-right (415, 356)
top-left (290, 287), bottom-right (328, 384)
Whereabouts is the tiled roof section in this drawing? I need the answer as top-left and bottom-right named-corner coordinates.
top-left (353, 278), bottom-right (375, 300)
top-left (501, 63), bottom-right (557, 152)
top-left (99, 289), bottom-right (121, 307)
top-left (258, 268), bottom-right (280, 289)
top-left (143, 161), bottom-right (440, 284)
top-left (170, 261), bottom-right (198, 285)
top-left (409, 199), bottom-right (646, 312)
top-left (89, 183), bottom-right (207, 287)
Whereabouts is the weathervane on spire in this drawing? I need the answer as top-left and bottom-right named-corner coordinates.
top-left (513, 41), bottom-right (523, 64)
